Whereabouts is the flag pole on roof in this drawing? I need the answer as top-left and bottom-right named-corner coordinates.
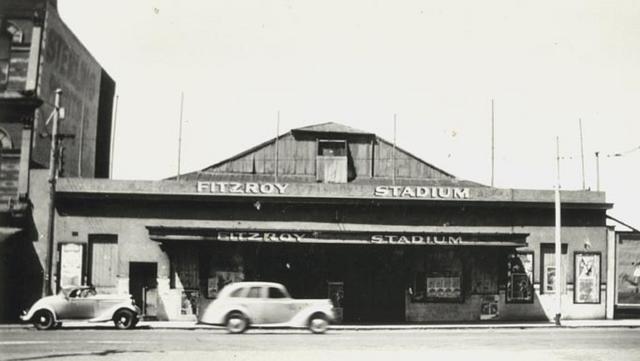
top-left (393, 113), bottom-right (397, 186)
top-left (491, 99), bottom-right (495, 187)
top-left (177, 91), bottom-right (184, 181)
top-left (275, 110), bottom-right (280, 182)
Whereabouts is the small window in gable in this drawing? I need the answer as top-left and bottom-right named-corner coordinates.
top-left (318, 140), bottom-right (346, 156)
top-left (316, 140), bottom-right (348, 183)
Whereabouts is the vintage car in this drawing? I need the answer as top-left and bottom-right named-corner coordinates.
top-left (20, 286), bottom-right (141, 330)
top-left (199, 282), bottom-right (335, 334)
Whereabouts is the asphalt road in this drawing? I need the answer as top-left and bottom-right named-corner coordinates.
top-left (1, 327), bottom-right (639, 361)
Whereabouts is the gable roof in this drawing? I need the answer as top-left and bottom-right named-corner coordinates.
top-left (175, 121), bottom-right (484, 186)
top-left (292, 122), bottom-right (374, 136)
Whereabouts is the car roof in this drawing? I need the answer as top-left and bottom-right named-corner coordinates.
top-left (217, 282), bottom-right (285, 297)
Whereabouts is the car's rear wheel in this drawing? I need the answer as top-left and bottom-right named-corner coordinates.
top-left (225, 312), bottom-right (248, 334)
top-left (113, 309), bottom-right (136, 330)
top-left (33, 310), bottom-right (55, 331)
top-left (308, 313), bottom-right (329, 334)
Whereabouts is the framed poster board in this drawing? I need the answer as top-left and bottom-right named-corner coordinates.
top-left (506, 252), bottom-right (534, 303)
top-left (59, 243), bottom-right (85, 289)
top-left (574, 252), bottom-right (601, 304)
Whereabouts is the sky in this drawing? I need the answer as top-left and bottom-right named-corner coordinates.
top-left (57, 0), bottom-right (640, 229)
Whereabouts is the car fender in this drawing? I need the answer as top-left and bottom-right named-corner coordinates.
top-left (289, 305), bottom-right (334, 327)
top-left (89, 303), bottom-right (140, 323)
top-left (200, 302), bottom-right (251, 325)
top-left (21, 303), bottom-right (59, 323)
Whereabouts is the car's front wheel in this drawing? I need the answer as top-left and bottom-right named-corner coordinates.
top-left (225, 312), bottom-right (248, 334)
top-left (33, 310), bottom-right (55, 331)
top-left (113, 309), bottom-right (136, 330)
top-left (308, 313), bottom-right (329, 334)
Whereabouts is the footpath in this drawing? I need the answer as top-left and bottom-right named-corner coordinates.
top-left (2, 319), bottom-right (640, 331)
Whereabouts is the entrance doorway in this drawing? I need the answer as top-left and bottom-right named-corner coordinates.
top-left (129, 262), bottom-right (158, 319)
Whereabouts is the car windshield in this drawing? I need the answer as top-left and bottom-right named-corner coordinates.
top-left (65, 287), bottom-right (97, 298)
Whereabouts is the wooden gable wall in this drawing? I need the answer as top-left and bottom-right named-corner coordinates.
top-left (204, 132), bottom-right (454, 181)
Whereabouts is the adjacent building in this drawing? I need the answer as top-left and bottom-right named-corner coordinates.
top-left (0, 0), bottom-right (114, 321)
top-left (40, 122), bottom-right (613, 322)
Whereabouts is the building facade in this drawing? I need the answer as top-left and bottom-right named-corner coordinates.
top-left (37, 122), bottom-right (613, 322)
top-left (0, 0), bottom-right (114, 321)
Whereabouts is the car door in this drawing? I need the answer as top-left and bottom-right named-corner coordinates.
top-left (261, 286), bottom-right (296, 324)
top-left (66, 289), bottom-right (95, 319)
top-left (243, 286), bottom-right (266, 324)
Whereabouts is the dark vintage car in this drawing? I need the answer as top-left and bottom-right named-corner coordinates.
top-left (21, 286), bottom-right (141, 330)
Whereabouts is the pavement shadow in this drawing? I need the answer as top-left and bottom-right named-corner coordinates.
top-left (6, 349), bottom-right (154, 361)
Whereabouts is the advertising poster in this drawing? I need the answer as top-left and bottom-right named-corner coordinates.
top-left (506, 253), bottom-right (533, 303)
top-left (426, 276), bottom-right (461, 300)
top-left (616, 237), bottom-right (640, 305)
top-left (60, 243), bottom-right (83, 288)
top-left (480, 295), bottom-right (500, 320)
top-left (575, 253), bottom-right (600, 304)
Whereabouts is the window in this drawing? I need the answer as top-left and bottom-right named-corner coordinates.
top-left (411, 250), bottom-right (463, 303)
top-left (247, 287), bottom-right (262, 298)
top-left (268, 287), bottom-right (287, 299)
top-left (0, 129), bottom-right (13, 149)
top-left (318, 140), bottom-right (347, 156)
top-left (540, 244), bottom-right (568, 294)
top-left (0, 32), bottom-right (10, 89)
top-left (316, 140), bottom-right (348, 183)
top-left (6, 23), bottom-right (23, 44)
top-left (229, 287), bottom-right (246, 298)
top-left (506, 252), bottom-right (534, 303)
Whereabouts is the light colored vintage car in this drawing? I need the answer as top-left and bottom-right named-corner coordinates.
top-left (21, 286), bottom-right (141, 330)
top-left (199, 282), bottom-right (335, 334)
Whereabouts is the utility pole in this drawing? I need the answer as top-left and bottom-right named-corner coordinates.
top-left (554, 136), bottom-right (562, 326)
top-left (43, 89), bottom-right (62, 297)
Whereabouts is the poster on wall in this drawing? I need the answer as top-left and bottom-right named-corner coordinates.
top-left (574, 252), bottom-right (600, 304)
top-left (60, 243), bottom-right (84, 288)
top-left (207, 271), bottom-right (244, 298)
top-left (480, 295), bottom-right (500, 320)
top-left (426, 276), bottom-right (461, 301)
top-left (506, 253), bottom-right (533, 303)
top-left (181, 290), bottom-right (199, 316)
top-left (616, 237), bottom-right (640, 305)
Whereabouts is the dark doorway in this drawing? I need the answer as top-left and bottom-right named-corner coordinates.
top-left (129, 262), bottom-right (158, 319)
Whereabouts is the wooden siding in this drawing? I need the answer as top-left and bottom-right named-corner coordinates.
top-left (205, 132), bottom-right (454, 181)
top-left (90, 240), bottom-right (118, 288)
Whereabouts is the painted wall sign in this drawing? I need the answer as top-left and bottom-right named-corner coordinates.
top-left (197, 181), bottom-right (289, 194)
top-left (370, 234), bottom-right (462, 245)
top-left (374, 186), bottom-right (470, 199)
top-left (217, 231), bottom-right (305, 242)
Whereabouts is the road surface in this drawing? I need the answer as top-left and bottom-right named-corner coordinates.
top-left (1, 327), bottom-right (639, 361)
